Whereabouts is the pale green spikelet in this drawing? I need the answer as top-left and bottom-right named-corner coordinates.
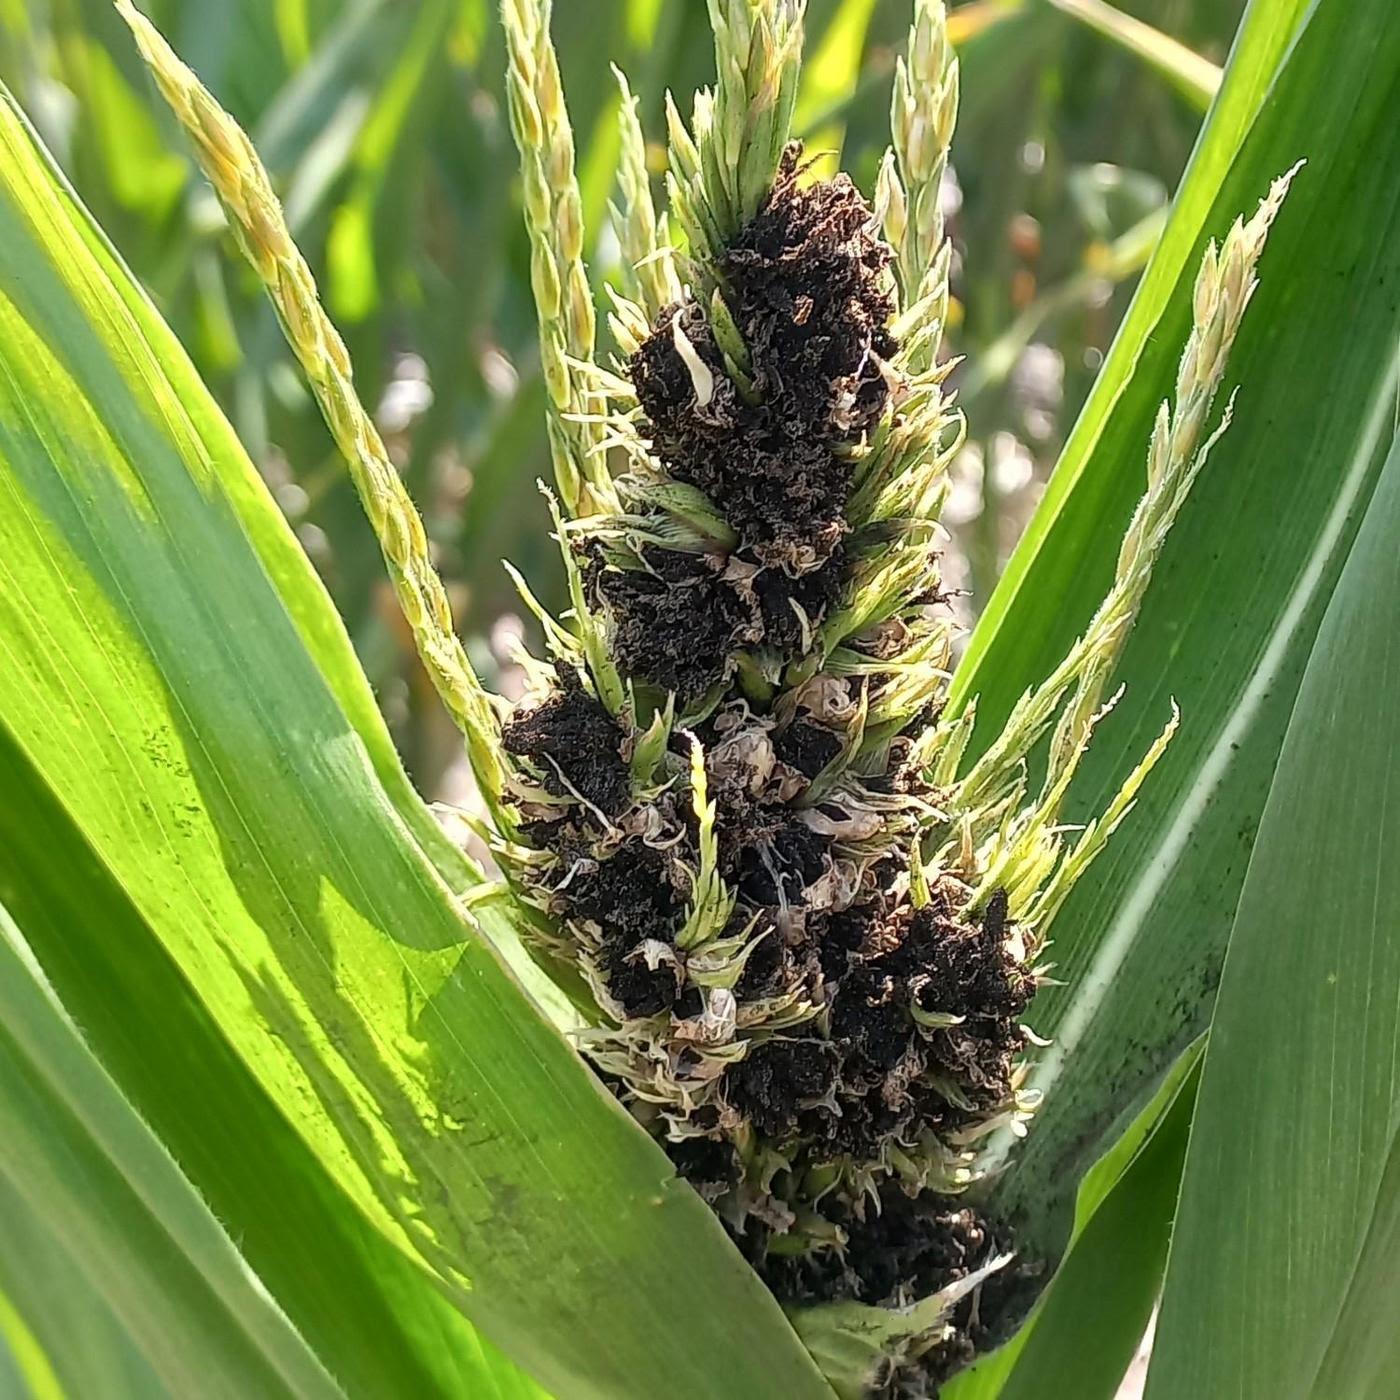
top-left (611, 65), bottom-right (683, 322)
top-left (500, 0), bottom-right (613, 516)
top-left (707, 0), bottom-right (807, 234)
top-left (956, 163), bottom-right (1302, 831)
top-left (665, 0), bottom-right (806, 289)
top-left (889, 0), bottom-right (959, 313)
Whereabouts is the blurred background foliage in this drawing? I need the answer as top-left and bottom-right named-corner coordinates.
top-left (0, 0), bottom-right (1243, 803)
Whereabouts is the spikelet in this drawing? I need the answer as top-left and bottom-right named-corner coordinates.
top-left (886, 0), bottom-right (959, 313)
top-left (500, 0), bottom-right (613, 517)
top-left (611, 65), bottom-right (683, 325)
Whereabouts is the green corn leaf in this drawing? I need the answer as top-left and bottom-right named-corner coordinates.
top-left (0, 725), bottom-right (544, 1400)
top-left (1144, 430), bottom-right (1400, 1397)
top-left (946, 1044), bottom-right (1200, 1400)
top-left (953, 0), bottom-right (1400, 1280)
top-left (949, 1052), bottom-right (1198, 1400)
top-left (951, 0), bottom-right (1311, 717)
top-left (0, 902), bottom-right (342, 1400)
top-left (0, 82), bottom-right (831, 1400)
top-left (998, 1069), bottom-right (1191, 1399)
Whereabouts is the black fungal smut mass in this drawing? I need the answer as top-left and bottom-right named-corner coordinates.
top-left (502, 143), bottom-right (1028, 1392)
top-left (609, 144), bottom-right (897, 698)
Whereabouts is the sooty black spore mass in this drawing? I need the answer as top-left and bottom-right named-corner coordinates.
top-left (631, 146), bottom-right (895, 546)
top-left (772, 718), bottom-right (843, 779)
top-left (605, 144), bottom-right (896, 697)
top-left (718, 893), bottom-right (1034, 1165)
top-left (500, 670), bottom-right (631, 817)
top-left (593, 545), bottom-right (751, 700)
top-left (764, 1187), bottom-right (1018, 1397)
top-left (562, 838), bottom-right (686, 1017)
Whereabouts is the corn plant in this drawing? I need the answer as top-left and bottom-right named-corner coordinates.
top-left (1, 1), bottom-right (1398, 1398)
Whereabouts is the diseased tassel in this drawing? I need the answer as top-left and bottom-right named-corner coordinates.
top-left (496, 4), bottom-right (1024, 1386)
top-left (493, 2), bottom-right (1295, 1390)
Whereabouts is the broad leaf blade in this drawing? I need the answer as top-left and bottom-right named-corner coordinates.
top-left (1145, 430), bottom-right (1400, 1398)
top-left (951, 0), bottom-right (1309, 717)
top-left (0, 904), bottom-right (341, 1400)
top-left (0, 718), bottom-right (543, 1400)
top-left (990, 1067), bottom-right (1193, 1400)
top-left (0, 87), bottom-right (830, 1400)
top-left (1043, 0), bottom-right (1221, 110)
top-left (960, 0), bottom-right (1400, 1265)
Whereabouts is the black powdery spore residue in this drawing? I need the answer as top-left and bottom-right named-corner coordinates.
top-left (829, 964), bottom-right (915, 1072)
top-left (593, 541), bottom-right (851, 702)
top-left (754, 546), bottom-right (849, 655)
top-left (620, 142), bottom-right (897, 693)
top-left (773, 718), bottom-right (843, 780)
top-left (598, 936), bottom-right (681, 1017)
top-left (501, 672), bottom-right (631, 817)
top-left (666, 1133), bottom-right (742, 1203)
top-left (629, 148), bottom-right (894, 552)
top-left (629, 314), bottom-right (846, 553)
top-left (765, 1184), bottom-right (999, 1307)
top-left (593, 545), bottom-right (752, 701)
top-left (723, 146), bottom-right (897, 447)
top-left (561, 839), bottom-right (687, 1017)
top-left (733, 913), bottom-right (787, 999)
top-left (668, 884), bottom-right (1036, 1203)
top-left (564, 839), bottom-right (681, 942)
top-left (834, 894), bottom-right (1034, 1153)
top-left (760, 1185), bottom-right (1019, 1398)
top-left (725, 1038), bottom-right (841, 1138)
top-left (909, 890), bottom-right (1029, 1021)
top-left (732, 813), bottom-right (830, 909)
